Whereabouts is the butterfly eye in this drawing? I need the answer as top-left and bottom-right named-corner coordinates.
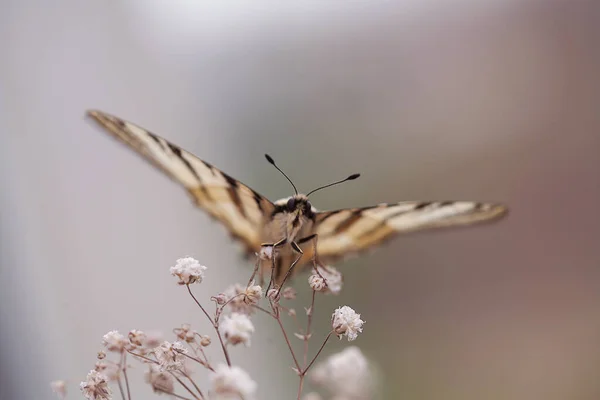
top-left (305, 201), bottom-right (312, 213)
top-left (287, 198), bottom-right (296, 211)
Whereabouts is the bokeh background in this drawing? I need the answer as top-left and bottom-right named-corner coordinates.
top-left (2, 1), bottom-right (600, 399)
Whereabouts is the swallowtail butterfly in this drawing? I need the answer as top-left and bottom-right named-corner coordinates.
top-left (88, 110), bottom-right (507, 282)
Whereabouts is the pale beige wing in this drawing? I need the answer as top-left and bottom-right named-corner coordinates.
top-left (87, 110), bottom-right (274, 254)
top-left (315, 201), bottom-right (507, 263)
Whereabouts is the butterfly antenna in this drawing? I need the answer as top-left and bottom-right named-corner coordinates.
top-left (306, 173), bottom-right (360, 197)
top-left (265, 154), bottom-right (298, 195)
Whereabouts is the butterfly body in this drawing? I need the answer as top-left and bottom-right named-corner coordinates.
top-left (87, 110), bottom-right (508, 282)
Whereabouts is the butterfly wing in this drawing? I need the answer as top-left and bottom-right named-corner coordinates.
top-left (87, 110), bottom-right (274, 254)
top-left (314, 201), bottom-right (507, 263)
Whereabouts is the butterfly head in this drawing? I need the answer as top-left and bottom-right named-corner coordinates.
top-left (286, 194), bottom-right (314, 218)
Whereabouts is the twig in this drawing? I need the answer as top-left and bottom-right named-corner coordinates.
top-left (170, 372), bottom-right (201, 400)
top-left (303, 331), bottom-right (333, 374)
top-left (186, 284), bottom-right (232, 367)
top-left (122, 352), bottom-right (132, 400)
top-left (181, 370), bottom-right (205, 399)
top-left (272, 305), bottom-right (301, 372)
top-left (303, 290), bottom-right (316, 368)
top-left (156, 390), bottom-right (194, 400)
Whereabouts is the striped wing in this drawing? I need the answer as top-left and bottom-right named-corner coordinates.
top-left (87, 110), bottom-right (274, 254)
top-left (315, 201), bottom-right (507, 263)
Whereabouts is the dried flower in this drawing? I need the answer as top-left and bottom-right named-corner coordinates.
top-left (94, 361), bottom-right (119, 381)
top-left (308, 274), bottom-right (326, 291)
top-left (332, 306), bottom-right (364, 341)
top-left (50, 380), bottom-right (67, 398)
top-left (210, 364), bottom-right (257, 400)
top-left (267, 288), bottom-right (280, 301)
top-left (80, 370), bottom-right (111, 400)
top-left (128, 329), bottom-right (146, 346)
top-left (318, 265), bottom-right (343, 295)
top-left (199, 335), bottom-right (211, 346)
top-left (282, 286), bottom-right (297, 300)
top-left (154, 341), bottom-right (187, 371)
top-left (212, 293), bottom-right (228, 305)
top-left (311, 346), bottom-right (373, 399)
top-left (222, 284), bottom-right (254, 314)
top-left (170, 257), bottom-right (206, 285)
top-left (220, 313), bottom-right (255, 346)
top-left (243, 282), bottom-right (263, 305)
top-left (145, 365), bottom-right (174, 394)
top-left (174, 323), bottom-right (197, 343)
top-left (102, 330), bottom-right (127, 352)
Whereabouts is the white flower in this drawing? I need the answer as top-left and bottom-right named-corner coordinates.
top-left (199, 335), bottom-right (211, 347)
top-left (50, 380), bottom-right (67, 398)
top-left (102, 330), bottom-right (127, 352)
top-left (94, 361), bottom-right (120, 381)
top-left (145, 365), bottom-right (174, 394)
top-left (318, 265), bottom-right (343, 295)
top-left (220, 313), bottom-right (255, 346)
top-left (308, 274), bottom-right (326, 291)
top-left (80, 370), bottom-right (111, 400)
top-left (311, 347), bottom-right (373, 399)
top-left (170, 257), bottom-right (206, 285)
top-left (210, 364), bottom-right (257, 400)
top-left (128, 329), bottom-right (146, 346)
top-left (243, 282), bottom-right (263, 305)
top-left (153, 341), bottom-right (187, 371)
top-left (331, 306), bottom-right (364, 341)
top-left (267, 287), bottom-right (280, 301)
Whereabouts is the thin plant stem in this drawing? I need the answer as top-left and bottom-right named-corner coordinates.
top-left (273, 306), bottom-right (301, 372)
top-left (181, 370), bottom-right (205, 399)
top-left (303, 290), bottom-right (316, 368)
top-left (157, 391), bottom-right (194, 400)
top-left (181, 352), bottom-right (214, 372)
top-left (186, 284), bottom-right (232, 367)
top-left (252, 304), bottom-right (275, 318)
top-left (122, 352), bottom-right (132, 400)
top-left (186, 284), bottom-right (215, 324)
top-left (297, 374), bottom-right (305, 400)
top-left (116, 372), bottom-right (127, 400)
top-left (275, 253), bottom-right (302, 297)
top-left (126, 351), bottom-right (158, 364)
top-left (303, 331), bottom-right (333, 374)
top-left (170, 373), bottom-right (201, 400)
top-left (247, 257), bottom-right (261, 287)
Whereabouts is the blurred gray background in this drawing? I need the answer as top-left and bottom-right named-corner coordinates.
top-left (2, 1), bottom-right (600, 399)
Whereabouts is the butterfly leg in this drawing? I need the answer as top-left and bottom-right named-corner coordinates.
top-left (297, 233), bottom-right (321, 270)
top-left (275, 241), bottom-right (304, 296)
top-left (264, 238), bottom-right (287, 294)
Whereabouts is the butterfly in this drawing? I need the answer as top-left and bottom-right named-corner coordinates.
top-left (87, 110), bottom-right (508, 283)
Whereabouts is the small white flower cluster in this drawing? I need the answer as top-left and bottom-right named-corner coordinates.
top-left (310, 346), bottom-right (374, 400)
top-left (332, 306), bottom-right (365, 341)
top-left (80, 370), bottom-right (111, 400)
top-left (153, 341), bottom-right (188, 371)
top-left (66, 256), bottom-right (373, 400)
top-left (170, 257), bottom-right (207, 285)
top-left (102, 330), bottom-right (128, 352)
top-left (308, 265), bottom-right (343, 294)
top-left (210, 364), bottom-right (257, 400)
top-left (220, 312), bottom-right (255, 346)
